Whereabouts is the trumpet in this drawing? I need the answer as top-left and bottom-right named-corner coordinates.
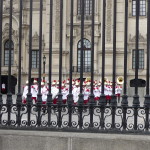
top-left (117, 76), bottom-right (124, 85)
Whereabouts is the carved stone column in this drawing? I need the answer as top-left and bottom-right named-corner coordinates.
top-left (55, 0), bottom-right (60, 43)
top-left (106, 0), bottom-right (112, 43)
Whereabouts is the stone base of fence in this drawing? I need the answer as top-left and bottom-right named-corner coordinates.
top-left (0, 130), bottom-right (149, 150)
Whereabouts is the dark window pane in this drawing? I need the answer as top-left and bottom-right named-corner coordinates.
top-left (132, 49), bottom-right (144, 69)
top-left (77, 0), bottom-right (92, 15)
top-left (4, 40), bottom-right (14, 66)
top-left (132, 0), bottom-right (146, 16)
top-left (32, 50), bottom-right (39, 68)
top-left (77, 39), bottom-right (91, 72)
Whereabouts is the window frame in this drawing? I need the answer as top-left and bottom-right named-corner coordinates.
top-left (31, 50), bottom-right (39, 69)
top-left (132, 0), bottom-right (146, 16)
top-left (4, 40), bottom-right (14, 66)
top-left (132, 49), bottom-right (144, 69)
top-left (77, 39), bottom-right (91, 72)
top-left (77, 0), bottom-right (92, 16)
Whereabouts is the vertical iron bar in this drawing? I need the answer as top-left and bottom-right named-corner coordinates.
top-left (144, 0), bottom-right (150, 106)
top-left (0, 0), bottom-right (3, 126)
top-left (99, 0), bottom-right (106, 106)
top-left (38, 0), bottom-right (43, 95)
top-left (90, 0), bottom-right (95, 95)
top-left (58, 0), bottom-right (63, 95)
top-left (121, 0), bottom-right (128, 107)
top-left (79, 0), bottom-right (85, 95)
top-left (133, 0), bottom-right (140, 104)
top-left (144, 0), bottom-right (150, 130)
top-left (78, 0), bottom-right (85, 130)
top-left (0, 0), bottom-right (3, 105)
top-left (27, 0), bottom-right (33, 127)
top-left (43, 58), bottom-right (46, 81)
top-left (134, 0), bottom-right (139, 96)
top-left (7, 0), bottom-right (13, 94)
top-left (78, 0), bottom-right (84, 104)
top-left (28, 0), bottom-right (33, 94)
top-left (121, 0), bottom-right (128, 131)
top-left (18, 0), bottom-right (23, 94)
top-left (145, 107), bottom-right (149, 130)
top-left (89, 0), bottom-right (95, 128)
top-left (7, 0), bottom-right (13, 126)
top-left (67, 0), bottom-right (74, 127)
top-left (133, 0), bottom-right (140, 130)
top-left (111, 0), bottom-right (117, 129)
top-left (69, 0), bottom-right (74, 95)
top-left (99, 0), bottom-right (106, 130)
top-left (37, 0), bottom-right (43, 127)
top-left (47, 0), bottom-right (53, 127)
top-left (57, 0), bottom-right (63, 128)
top-left (16, 0), bottom-right (23, 127)
top-left (111, 0), bottom-right (117, 105)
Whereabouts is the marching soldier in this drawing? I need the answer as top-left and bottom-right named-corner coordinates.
top-left (83, 81), bottom-right (90, 105)
top-left (31, 79), bottom-right (38, 103)
top-left (72, 81), bottom-right (80, 104)
top-left (117, 85), bottom-right (122, 103)
top-left (41, 81), bottom-right (48, 104)
top-left (62, 83), bottom-right (69, 104)
top-left (22, 81), bottom-right (29, 104)
top-left (94, 82), bottom-right (101, 101)
top-left (51, 80), bottom-right (59, 104)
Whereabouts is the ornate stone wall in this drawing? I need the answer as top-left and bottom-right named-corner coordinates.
top-left (55, 0), bottom-right (60, 43)
top-left (106, 0), bottom-right (112, 43)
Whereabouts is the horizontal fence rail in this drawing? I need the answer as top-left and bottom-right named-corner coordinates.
top-left (0, 0), bottom-right (150, 133)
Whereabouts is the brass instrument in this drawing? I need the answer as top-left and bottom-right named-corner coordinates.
top-left (104, 77), bottom-right (108, 83)
top-left (117, 76), bottom-right (124, 85)
top-left (85, 77), bottom-right (91, 82)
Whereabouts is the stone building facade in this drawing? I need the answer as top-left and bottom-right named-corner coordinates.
top-left (1, 0), bottom-right (147, 96)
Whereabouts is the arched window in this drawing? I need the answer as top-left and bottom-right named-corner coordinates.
top-left (4, 40), bottom-right (14, 66)
top-left (77, 0), bottom-right (92, 15)
top-left (77, 39), bottom-right (91, 72)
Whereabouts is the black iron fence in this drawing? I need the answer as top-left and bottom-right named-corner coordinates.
top-left (0, 0), bottom-right (150, 133)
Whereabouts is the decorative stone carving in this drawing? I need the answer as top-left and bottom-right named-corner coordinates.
top-left (32, 32), bottom-right (39, 47)
top-left (129, 33), bottom-right (146, 43)
top-left (2, 23), bottom-right (18, 43)
top-left (55, 0), bottom-right (60, 43)
top-left (3, 0), bottom-right (18, 14)
top-left (26, 32), bottom-right (45, 51)
top-left (106, 0), bottom-right (112, 43)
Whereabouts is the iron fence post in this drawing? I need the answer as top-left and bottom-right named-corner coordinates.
top-left (47, 0), bottom-right (54, 127)
top-left (57, 0), bottom-right (64, 128)
top-left (88, 0), bottom-right (95, 129)
top-left (16, 0), bottom-right (23, 127)
top-left (67, 0), bottom-right (74, 128)
top-left (99, 0), bottom-right (106, 129)
top-left (133, 0), bottom-right (140, 108)
top-left (144, 0), bottom-right (150, 109)
top-left (0, 0), bottom-right (3, 105)
top-left (121, 0), bottom-right (128, 130)
top-left (27, 0), bottom-right (33, 126)
top-left (133, 0), bottom-right (140, 130)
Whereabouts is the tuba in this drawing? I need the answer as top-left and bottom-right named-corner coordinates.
top-left (104, 77), bottom-right (108, 83)
top-left (117, 76), bottom-right (124, 85)
top-left (85, 77), bottom-right (91, 82)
